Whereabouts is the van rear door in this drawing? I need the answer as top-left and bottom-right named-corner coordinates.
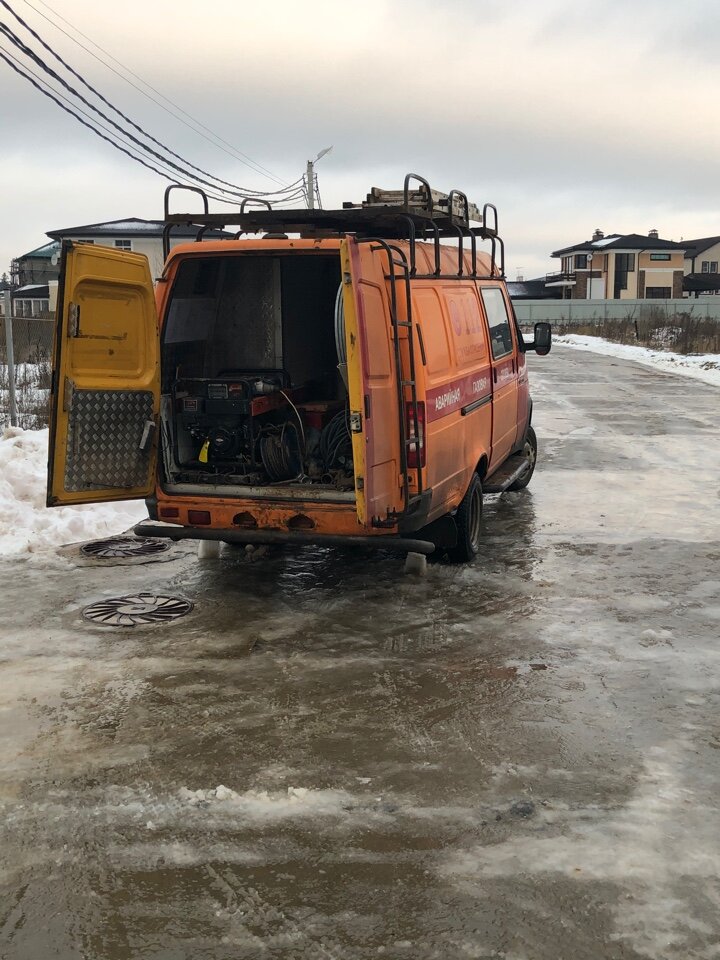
top-left (340, 238), bottom-right (403, 528)
top-left (47, 242), bottom-right (159, 506)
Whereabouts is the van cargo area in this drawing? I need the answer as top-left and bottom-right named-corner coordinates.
top-left (159, 250), bottom-right (355, 502)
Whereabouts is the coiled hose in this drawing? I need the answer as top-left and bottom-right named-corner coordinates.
top-left (334, 283), bottom-right (347, 365)
top-left (320, 409), bottom-right (352, 470)
top-left (260, 422), bottom-right (303, 481)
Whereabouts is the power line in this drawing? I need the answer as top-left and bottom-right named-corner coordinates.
top-left (0, 47), bottom-right (198, 189)
top-left (0, 18), bottom-right (303, 204)
top-left (0, 1), bottom-right (302, 199)
top-left (0, 44), bottom-right (226, 199)
top-left (17, 0), bottom-right (287, 187)
top-left (1, 44), bottom-right (308, 211)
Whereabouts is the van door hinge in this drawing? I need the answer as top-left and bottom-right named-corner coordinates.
top-left (349, 411), bottom-right (362, 433)
top-left (343, 271), bottom-right (352, 286)
top-left (68, 302), bottom-right (80, 337)
top-left (372, 509), bottom-right (398, 529)
top-left (63, 376), bottom-right (75, 412)
top-left (355, 476), bottom-right (364, 490)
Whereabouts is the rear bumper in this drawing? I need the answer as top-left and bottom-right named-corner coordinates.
top-left (134, 521), bottom-right (436, 555)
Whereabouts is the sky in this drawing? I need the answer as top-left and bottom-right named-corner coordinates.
top-left (1, 0), bottom-right (719, 281)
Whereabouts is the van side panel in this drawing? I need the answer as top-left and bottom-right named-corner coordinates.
top-left (412, 286), bottom-right (458, 512)
top-left (416, 282), bottom-right (492, 518)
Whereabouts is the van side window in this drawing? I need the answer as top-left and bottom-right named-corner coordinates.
top-left (481, 287), bottom-right (514, 360)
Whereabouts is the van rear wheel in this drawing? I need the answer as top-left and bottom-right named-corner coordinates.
top-left (508, 426), bottom-right (537, 491)
top-left (448, 473), bottom-right (483, 563)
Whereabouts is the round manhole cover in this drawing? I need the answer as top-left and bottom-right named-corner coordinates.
top-left (82, 594), bottom-right (193, 627)
top-left (81, 537), bottom-right (170, 559)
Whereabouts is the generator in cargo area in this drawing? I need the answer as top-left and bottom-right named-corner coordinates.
top-left (171, 371), bottom-right (352, 488)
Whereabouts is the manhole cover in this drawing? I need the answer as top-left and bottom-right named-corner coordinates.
top-left (82, 594), bottom-right (193, 627)
top-left (81, 537), bottom-right (170, 559)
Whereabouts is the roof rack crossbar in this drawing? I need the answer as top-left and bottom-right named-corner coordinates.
top-left (445, 220), bottom-right (466, 276)
top-left (195, 224), bottom-right (220, 243)
top-left (419, 219), bottom-right (442, 275)
top-left (403, 173), bottom-right (433, 214)
top-left (164, 184), bottom-right (209, 221)
top-left (482, 202), bottom-right (499, 237)
top-left (447, 189), bottom-right (470, 228)
top-left (398, 214), bottom-right (417, 276)
top-left (240, 198), bottom-right (272, 213)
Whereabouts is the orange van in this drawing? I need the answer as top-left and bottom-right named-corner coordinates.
top-left (47, 175), bottom-right (551, 562)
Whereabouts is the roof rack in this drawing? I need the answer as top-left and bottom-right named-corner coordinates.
top-left (161, 172), bottom-right (505, 279)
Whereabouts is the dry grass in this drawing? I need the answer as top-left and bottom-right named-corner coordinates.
top-left (0, 319), bottom-right (55, 429)
top-left (0, 349), bottom-right (52, 430)
top-left (554, 309), bottom-right (720, 354)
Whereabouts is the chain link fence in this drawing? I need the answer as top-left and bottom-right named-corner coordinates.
top-left (0, 314), bottom-right (55, 430)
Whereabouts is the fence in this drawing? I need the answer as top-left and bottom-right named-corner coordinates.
top-left (0, 314), bottom-right (55, 430)
top-left (515, 297), bottom-right (720, 354)
top-left (514, 296), bottom-right (720, 323)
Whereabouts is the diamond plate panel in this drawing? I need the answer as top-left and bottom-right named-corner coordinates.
top-left (65, 390), bottom-right (154, 492)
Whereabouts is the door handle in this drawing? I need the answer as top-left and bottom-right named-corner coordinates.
top-left (139, 419), bottom-right (156, 452)
top-left (493, 368), bottom-right (497, 384)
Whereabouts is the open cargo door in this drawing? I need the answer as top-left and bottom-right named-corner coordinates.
top-left (47, 242), bottom-right (160, 506)
top-left (340, 238), bottom-right (403, 528)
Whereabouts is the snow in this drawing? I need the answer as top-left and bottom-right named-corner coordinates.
top-left (178, 785), bottom-right (355, 820)
top-left (0, 427), bottom-right (147, 557)
top-left (556, 334), bottom-right (720, 388)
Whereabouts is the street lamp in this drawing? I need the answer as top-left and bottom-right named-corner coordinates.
top-left (306, 146), bottom-right (333, 210)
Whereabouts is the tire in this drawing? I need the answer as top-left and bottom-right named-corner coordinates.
top-left (448, 473), bottom-right (483, 563)
top-left (508, 425), bottom-right (537, 491)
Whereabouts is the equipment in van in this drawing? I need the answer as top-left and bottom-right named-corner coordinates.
top-left (46, 173), bottom-right (551, 563)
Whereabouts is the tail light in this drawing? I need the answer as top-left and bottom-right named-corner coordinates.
top-left (406, 401), bottom-right (426, 469)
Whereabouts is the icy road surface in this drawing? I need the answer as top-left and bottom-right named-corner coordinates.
top-left (2, 346), bottom-right (720, 959)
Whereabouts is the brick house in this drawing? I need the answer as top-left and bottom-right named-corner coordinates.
top-left (682, 236), bottom-right (720, 296)
top-left (547, 230), bottom-right (686, 300)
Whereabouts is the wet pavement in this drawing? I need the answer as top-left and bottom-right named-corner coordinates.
top-left (2, 345), bottom-right (720, 960)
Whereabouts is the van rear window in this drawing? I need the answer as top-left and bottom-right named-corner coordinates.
top-left (481, 288), bottom-right (514, 360)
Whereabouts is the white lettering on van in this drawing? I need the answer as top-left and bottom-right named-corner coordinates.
top-left (472, 376), bottom-right (489, 395)
top-left (435, 387), bottom-right (461, 412)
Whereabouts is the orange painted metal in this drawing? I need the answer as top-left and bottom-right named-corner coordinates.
top-left (154, 236), bottom-right (525, 540)
top-left (154, 492), bottom-right (366, 538)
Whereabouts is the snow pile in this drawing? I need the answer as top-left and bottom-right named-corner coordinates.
top-left (0, 427), bottom-right (147, 556)
top-left (556, 334), bottom-right (720, 388)
top-left (178, 784), bottom-right (355, 820)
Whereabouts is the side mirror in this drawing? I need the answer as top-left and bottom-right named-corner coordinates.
top-left (532, 322), bottom-right (552, 356)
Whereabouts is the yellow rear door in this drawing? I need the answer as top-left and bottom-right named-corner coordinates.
top-left (340, 237), bottom-right (403, 528)
top-left (47, 242), bottom-right (160, 506)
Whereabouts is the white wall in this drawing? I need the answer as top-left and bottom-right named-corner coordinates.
top-left (514, 297), bottom-right (720, 322)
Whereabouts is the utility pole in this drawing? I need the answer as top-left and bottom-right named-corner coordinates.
top-left (3, 288), bottom-right (18, 427)
top-left (306, 146), bottom-right (333, 210)
top-left (306, 158), bottom-right (315, 210)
